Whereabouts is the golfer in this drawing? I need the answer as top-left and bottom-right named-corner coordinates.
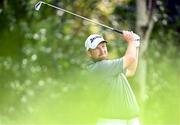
top-left (85, 31), bottom-right (140, 125)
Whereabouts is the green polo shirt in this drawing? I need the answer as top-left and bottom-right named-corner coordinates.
top-left (87, 58), bottom-right (139, 119)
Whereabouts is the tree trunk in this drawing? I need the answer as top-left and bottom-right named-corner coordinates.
top-left (136, 0), bottom-right (156, 119)
top-left (136, 0), bottom-right (148, 104)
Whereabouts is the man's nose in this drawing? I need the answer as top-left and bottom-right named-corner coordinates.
top-left (99, 47), bottom-right (104, 54)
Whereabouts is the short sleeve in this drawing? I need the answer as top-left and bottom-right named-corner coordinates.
top-left (88, 58), bottom-right (126, 76)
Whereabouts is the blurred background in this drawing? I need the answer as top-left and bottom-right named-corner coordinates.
top-left (0, 0), bottom-right (179, 125)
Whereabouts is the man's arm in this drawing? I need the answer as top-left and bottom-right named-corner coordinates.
top-left (126, 47), bottom-right (139, 77)
top-left (122, 31), bottom-right (140, 77)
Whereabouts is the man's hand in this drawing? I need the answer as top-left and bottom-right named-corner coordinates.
top-left (123, 31), bottom-right (140, 47)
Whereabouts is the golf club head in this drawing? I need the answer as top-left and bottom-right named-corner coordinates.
top-left (35, 1), bottom-right (43, 11)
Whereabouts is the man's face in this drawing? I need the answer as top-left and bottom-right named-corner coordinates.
top-left (88, 42), bottom-right (108, 60)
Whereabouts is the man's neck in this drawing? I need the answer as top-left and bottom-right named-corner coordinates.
top-left (91, 58), bottom-right (108, 62)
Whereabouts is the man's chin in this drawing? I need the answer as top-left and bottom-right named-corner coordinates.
top-left (97, 56), bottom-right (108, 60)
top-left (91, 55), bottom-right (108, 61)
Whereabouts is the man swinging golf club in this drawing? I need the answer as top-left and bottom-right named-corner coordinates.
top-left (35, 2), bottom-right (141, 124)
top-left (85, 31), bottom-right (140, 125)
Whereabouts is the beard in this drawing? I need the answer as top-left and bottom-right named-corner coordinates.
top-left (92, 54), bottom-right (108, 62)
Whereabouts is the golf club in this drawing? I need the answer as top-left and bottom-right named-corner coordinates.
top-left (35, 1), bottom-right (123, 34)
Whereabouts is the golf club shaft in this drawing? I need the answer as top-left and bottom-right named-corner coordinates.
top-left (37, 1), bottom-right (123, 34)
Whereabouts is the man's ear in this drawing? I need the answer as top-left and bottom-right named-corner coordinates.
top-left (87, 50), bottom-right (91, 57)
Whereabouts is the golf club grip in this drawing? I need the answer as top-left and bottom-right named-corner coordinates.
top-left (112, 29), bottom-right (123, 34)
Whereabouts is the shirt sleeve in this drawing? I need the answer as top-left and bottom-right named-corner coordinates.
top-left (92, 58), bottom-right (126, 76)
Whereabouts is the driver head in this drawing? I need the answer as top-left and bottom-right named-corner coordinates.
top-left (35, 1), bottom-right (43, 11)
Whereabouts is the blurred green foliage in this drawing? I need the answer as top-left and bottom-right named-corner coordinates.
top-left (0, 0), bottom-right (179, 125)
